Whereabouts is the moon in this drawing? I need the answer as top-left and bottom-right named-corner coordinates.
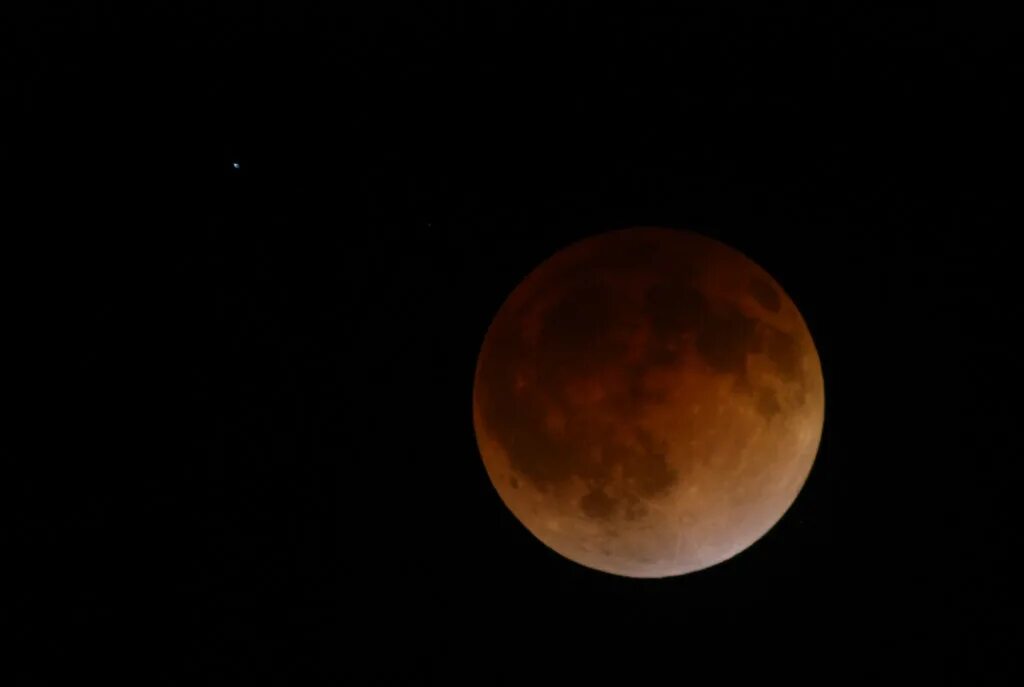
top-left (472, 227), bottom-right (825, 578)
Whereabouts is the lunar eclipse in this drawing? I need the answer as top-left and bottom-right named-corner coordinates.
top-left (473, 227), bottom-right (825, 578)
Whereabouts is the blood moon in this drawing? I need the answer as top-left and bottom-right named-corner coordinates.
top-left (472, 227), bottom-right (825, 578)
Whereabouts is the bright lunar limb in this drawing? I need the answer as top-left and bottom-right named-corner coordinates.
top-left (472, 227), bottom-right (825, 578)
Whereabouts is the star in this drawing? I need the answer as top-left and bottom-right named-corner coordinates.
top-left (232, 162), bottom-right (240, 170)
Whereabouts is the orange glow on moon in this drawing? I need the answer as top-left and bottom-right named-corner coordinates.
top-left (472, 227), bottom-right (825, 578)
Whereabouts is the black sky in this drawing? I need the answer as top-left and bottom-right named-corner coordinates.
top-left (13, 2), bottom-right (1021, 683)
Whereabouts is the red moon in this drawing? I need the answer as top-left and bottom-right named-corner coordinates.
top-left (472, 227), bottom-right (825, 578)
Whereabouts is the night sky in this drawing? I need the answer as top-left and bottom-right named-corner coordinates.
top-left (14, 3), bottom-right (1019, 683)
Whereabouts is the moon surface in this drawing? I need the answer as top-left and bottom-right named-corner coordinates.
top-left (472, 227), bottom-right (825, 578)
